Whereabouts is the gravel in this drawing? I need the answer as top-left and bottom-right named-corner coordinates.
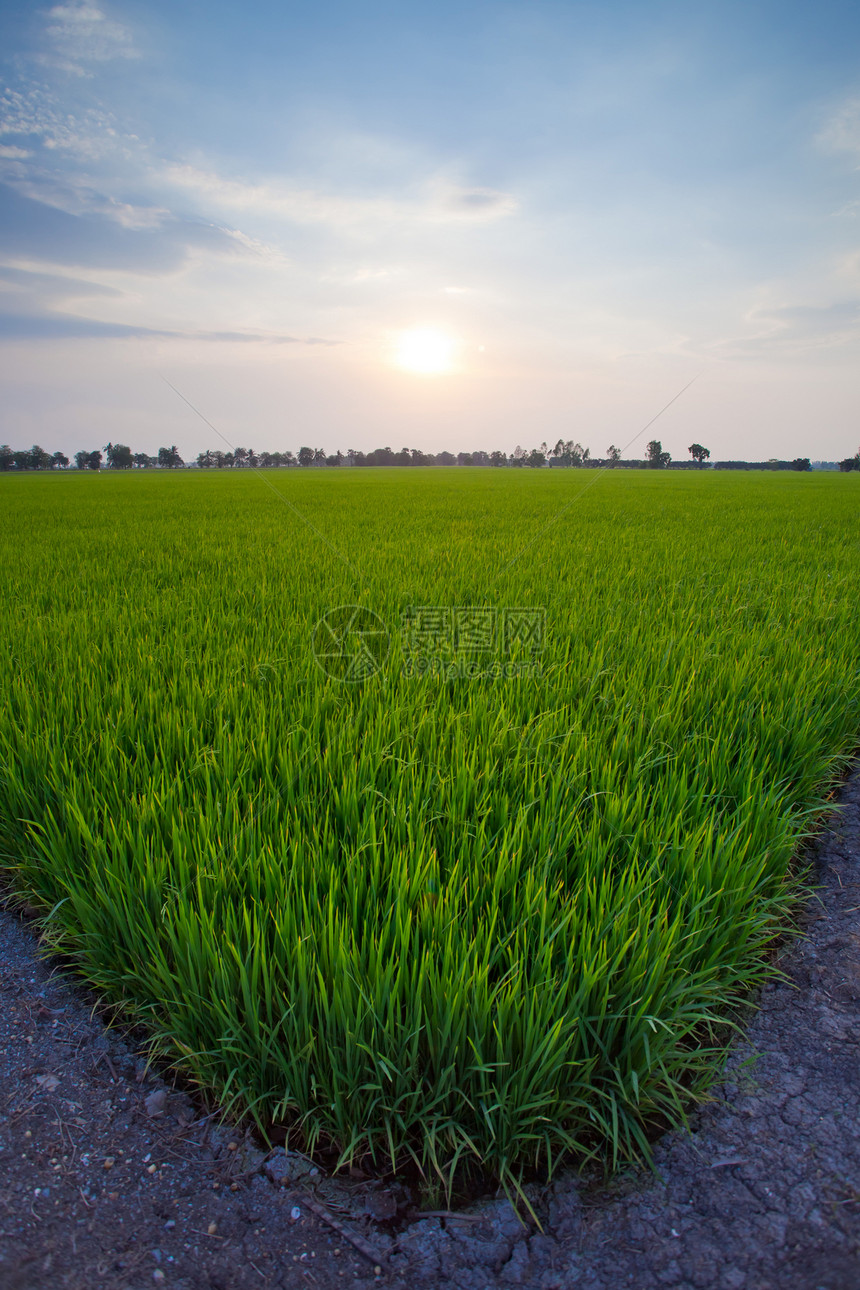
top-left (1, 768), bottom-right (859, 1289)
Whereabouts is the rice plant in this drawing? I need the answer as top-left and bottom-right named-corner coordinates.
top-left (0, 467), bottom-right (858, 1196)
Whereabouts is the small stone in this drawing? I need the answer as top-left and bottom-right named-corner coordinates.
top-left (207, 1222), bottom-right (217, 1235)
top-left (145, 1089), bottom-right (168, 1118)
top-left (153, 1272), bottom-right (165, 1283)
top-left (291, 1206), bottom-right (301, 1221)
top-left (103, 1158), bottom-right (115, 1170)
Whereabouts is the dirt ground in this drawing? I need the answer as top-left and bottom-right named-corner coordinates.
top-left (1, 769), bottom-right (859, 1290)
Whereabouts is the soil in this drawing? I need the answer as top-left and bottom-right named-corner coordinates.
top-left (1, 769), bottom-right (859, 1290)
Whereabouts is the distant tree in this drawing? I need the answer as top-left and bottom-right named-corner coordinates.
top-left (457, 452), bottom-right (474, 466)
top-left (688, 443), bottom-right (710, 466)
top-left (436, 451), bottom-right (456, 466)
top-left (298, 446), bottom-right (314, 467)
top-left (325, 453), bottom-right (342, 466)
top-left (28, 445), bottom-right (53, 470)
top-left (74, 450), bottom-right (90, 471)
top-left (646, 439), bottom-right (671, 468)
top-left (606, 444), bottom-right (621, 463)
top-left (196, 450), bottom-right (214, 468)
top-left (51, 451), bottom-right (69, 469)
top-left (87, 450), bottom-right (103, 470)
top-left (791, 457), bottom-right (812, 472)
top-left (105, 443), bottom-right (133, 469)
top-left (158, 446), bottom-right (183, 468)
top-left (527, 448), bottom-right (547, 468)
top-left (132, 452), bottom-right (154, 468)
top-left (312, 448), bottom-right (327, 466)
top-left (0, 444), bottom-right (13, 471)
top-left (490, 450), bottom-right (507, 466)
top-left (12, 450), bottom-right (30, 470)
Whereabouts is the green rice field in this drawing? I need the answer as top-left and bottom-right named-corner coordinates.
top-left (1, 468), bottom-right (858, 1197)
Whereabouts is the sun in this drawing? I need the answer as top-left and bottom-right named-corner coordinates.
top-left (395, 328), bottom-right (456, 375)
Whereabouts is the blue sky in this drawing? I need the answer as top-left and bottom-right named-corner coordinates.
top-left (1, 0), bottom-right (859, 459)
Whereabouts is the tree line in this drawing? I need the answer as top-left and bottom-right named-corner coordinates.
top-left (1, 438), bottom-right (852, 473)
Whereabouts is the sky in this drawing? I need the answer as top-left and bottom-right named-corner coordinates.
top-left (1, 0), bottom-right (859, 461)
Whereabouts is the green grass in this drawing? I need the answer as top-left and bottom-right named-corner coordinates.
top-left (1, 468), bottom-right (858, 1198)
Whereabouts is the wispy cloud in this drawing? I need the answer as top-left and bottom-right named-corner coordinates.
top-left (713, 298), bottom-right (860, 358)
top-left (817, 95), bottom-right (860, 159)
top-left (39, 2), bottom-right (139, 78)
top-left (0, 263), bottom-right (336, 343)
top-left (163, 163), bottom-right (517, 230)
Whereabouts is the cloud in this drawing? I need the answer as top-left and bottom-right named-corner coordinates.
top-left (433, 185), bottom-right (517, 220)
top-left (0, 313), bottom-right (334, 346)
top-left (714, 298), bottom-right (860, 358)
top-left (0, 183), bottom-right (251, 274)
top-left (0, 254), bottom-right (336, 345)
top-left (40, 3), bottom-right (139, 78)
top-left (163, 163), bottom-right (517, 230)
top-left (0, 83), bottom-right (127, 160)
top-left (817, 96), bottom-right (860, 159)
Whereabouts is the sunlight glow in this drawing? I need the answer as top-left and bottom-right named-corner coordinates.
top-left (395, 328), bottom-right (457, 375)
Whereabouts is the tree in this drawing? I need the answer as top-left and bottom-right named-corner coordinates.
top-left (51, 451), bottom-right (69, 469)
top-left (158, 446), bottom-right (183, 468)
top-left (28, 445), bottom-right (53, 470)
top-left (74, 450), bottom-right (90, 471)
top-left (791, 457), bottom-right (812, 472)
top-left (606, 445), bottom-right (621, 463)
top-left (298, 446), bottom-right (314, 467)
top-left (688, 443), bottom-right (710, 466)
top-left (105, 443), bottom-right (133, 469)
top-left (490, 450), bottom-right (507, 466)
top-left (646, 439), bottom-right (671, 468)
top-left (133, 452), bottom-right (154, 468)
top-left (527, 448), bottom-right (547, 468)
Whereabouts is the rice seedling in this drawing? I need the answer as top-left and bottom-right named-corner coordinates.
top-left (0, 467), bottom-right (858, 1197)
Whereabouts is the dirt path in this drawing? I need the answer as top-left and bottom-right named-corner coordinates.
top-left (1, 770), bottom-right (859, 1290)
